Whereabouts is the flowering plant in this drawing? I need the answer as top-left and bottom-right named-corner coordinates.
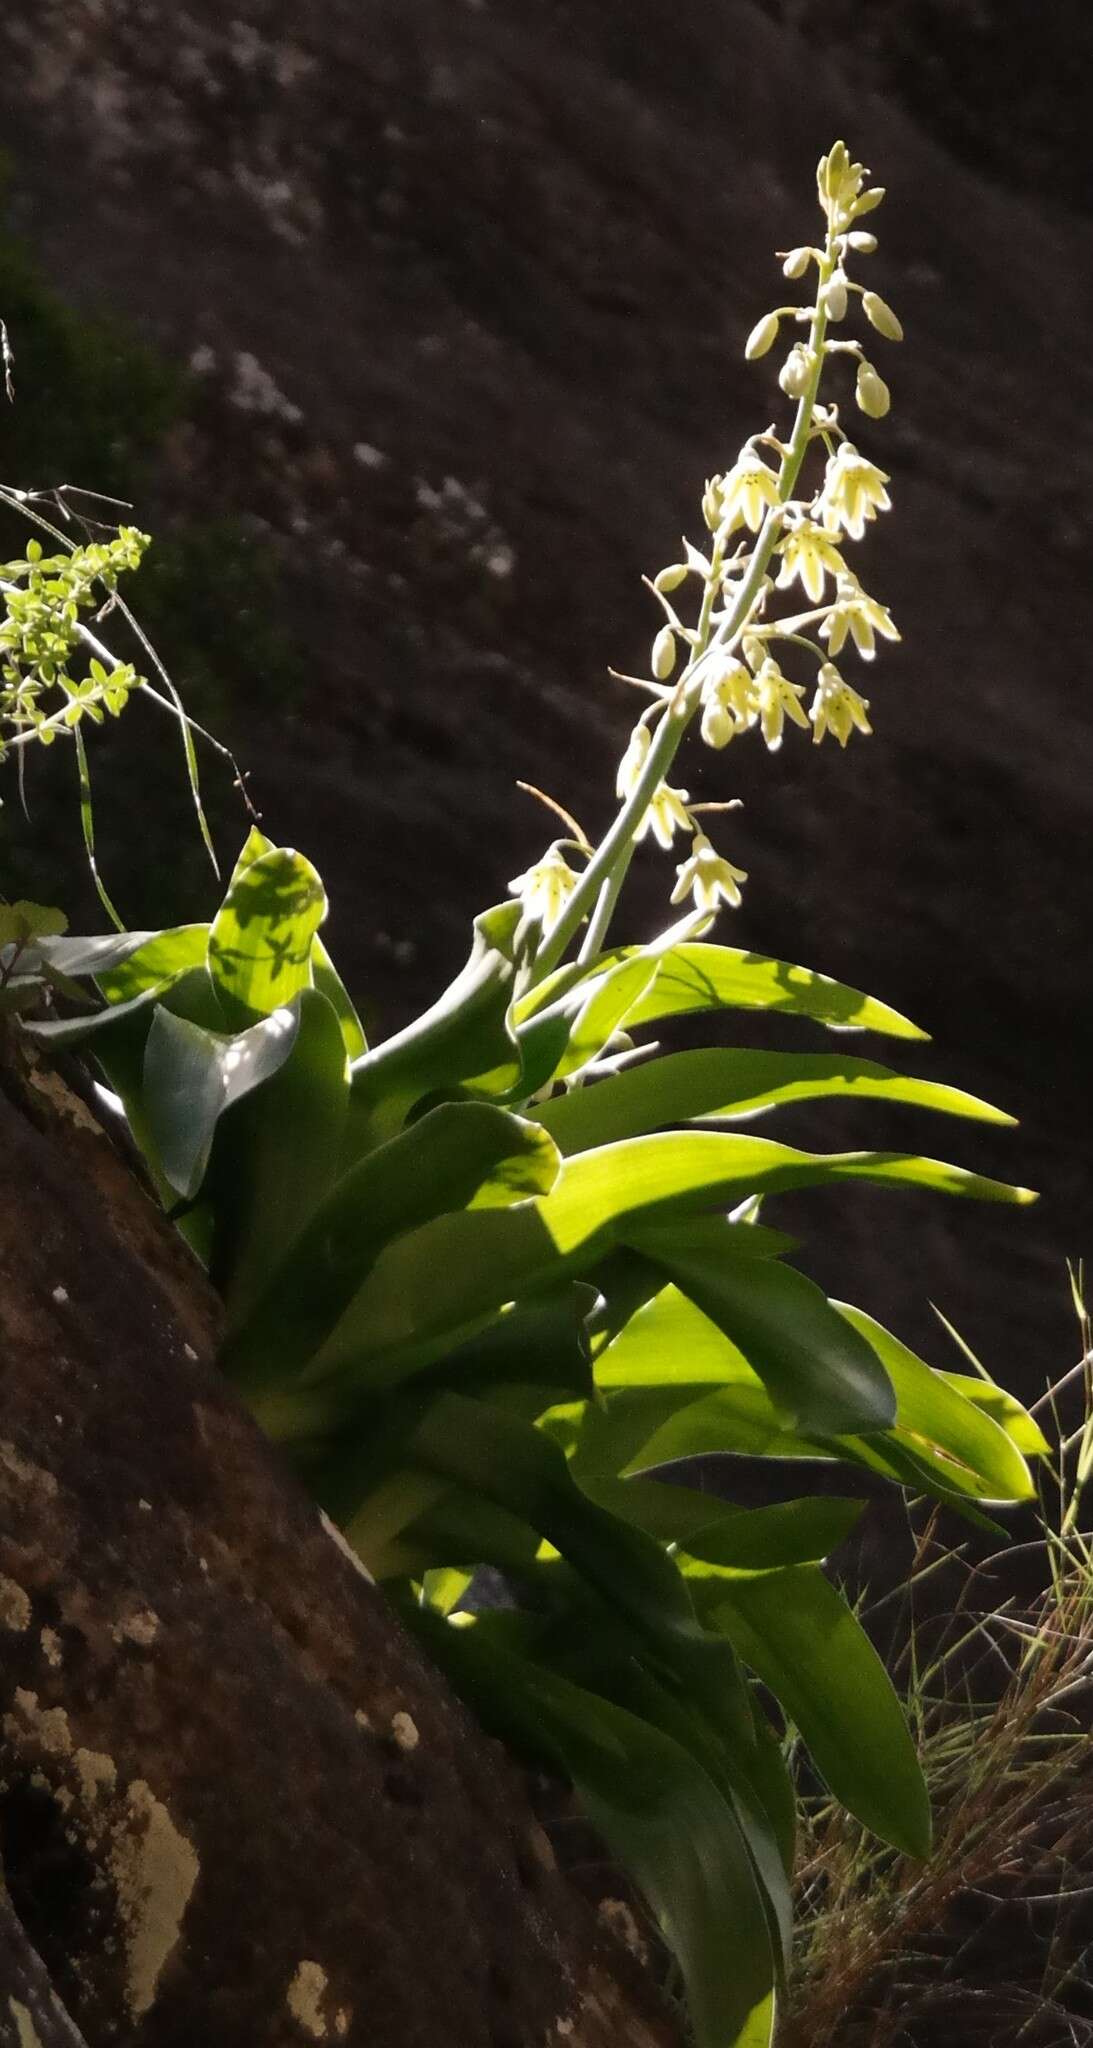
top-left (4, 145), bottom-right (1045, 2048)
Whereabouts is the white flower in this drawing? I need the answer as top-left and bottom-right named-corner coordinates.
top-left (719, 454), bottom-right (781, 534)
top-left (779, 343), bottom-right (813, 399)
top-left (670, 833), bottom-right (748, 914)
top-left (809, 662), bottom-right (872, 747)
top-left (817, 443), bottom-right (893, 541)
top-left (636, 781), bottom-right (692, 850)
top-left (509, 845), bottom-right (579, 934)
top-left (820, 574), bottom-right (900, 661)
top-left (753, 659), bottom-right (810, 751)
top-left (616, 721), bottom-right (651, 799)
top-left (817, 142), bottom-right (867, 216)
top-left (820, 268), bottom-right (849, 322)
top-left (775, 522), bottom-right (848, 604)
top-left (700, 657), bottom-right (755, 749)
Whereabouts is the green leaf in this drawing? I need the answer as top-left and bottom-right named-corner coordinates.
top-left (408, 1394), bottom-right (705, 1661)
top-left (678, 1498), bottom-right (865, 1571)
top-left (940, 1371), bottom-right (1050, 1458)
top-left (686, 1559), bottom-right (931, 1858)
top-left (413, 1616), bottom-right (777, 2048)
top-left (537, 1046), bottom-right (1014, 1155)
top-left (309, 1129), bottom-right (1031, 1392)
top-left (23, 924), bottom-right (206, 999)
top-left (0, 901), bottom-right (67, 944)
top-left (311, 936), bottom-right (367, 1059)
top-left (221, 1104), bottom-right (561, 1389)
top-left (623, 942), bottom-right (928, 1039)
top-left (347, 903), bottom-right (525, 1147)
top-left (629, 1217), bottom-right (895, 1434)
top-left (207, 844), bottom-right (327, 1021)
top-left (142, 1000), bottom-right (302, 1198)
top-left (833, 1303), bottom-right (1039, 1500)
top-left (209, 987), bottom-right (350, 1317)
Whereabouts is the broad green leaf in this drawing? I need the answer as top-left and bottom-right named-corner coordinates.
top-left (687, 1560), bottom-right (931, 1858)
top-left (347, 903), bottom-right (525, 1147)
top-left (833, 1303), bottom-right (1039, 1500)
top-left (221, 1104), bottom-right (561, 1389)
top-left (23, 969), bottom-right (186, 1049)
top-left (677, 1498), bottom-right (865, 1571)
top-left (408, 1394), bottom-right (707, 1663)
top-left (413, 1615), bottom-right (776, 2048)
top-left (629, 1216), bottom-right (895, 1434)
top-left (0, 901), bottom-right (67, 945)
top-left (142, 1000), bottom-right (301, 1198)
top-left (310, 1130), bottom-right (1031, 1392)
top-left (625, 942), bottom-right (927, 1039)
top-left (311, 935), bottom-right (367, 1058)
top-left (209, 987), bottom-right (350, 1316)
top-left (97, 926), bottom-right (209, 1003)
top-left (207, 845), bottom-right (327, 1020)
top-left (228, 823), bottom-right (275, 881)
top-left (939, 1371), bottom-right (1050, 1458)
top-left (537, 1046), bottom-right (1014, 1155)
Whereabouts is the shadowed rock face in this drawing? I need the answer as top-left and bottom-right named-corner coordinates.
top-left (0, 1033), bottom-right (678, 2048)
top-left (0, 0), bottom-right (1089, 1398)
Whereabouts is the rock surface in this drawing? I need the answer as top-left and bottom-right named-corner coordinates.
top-left (0, 1033), bottom-right (678, 2048)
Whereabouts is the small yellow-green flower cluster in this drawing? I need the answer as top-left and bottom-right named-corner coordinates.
top-left (510, 142), bottom-right (903, 944)
top-left (0, 529), bottom-right (150, 761)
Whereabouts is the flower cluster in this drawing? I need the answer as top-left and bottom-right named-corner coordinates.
top-left (0, 529), bottom-right (150, 760)
top-left (510, 142), bottom-right (902, 948)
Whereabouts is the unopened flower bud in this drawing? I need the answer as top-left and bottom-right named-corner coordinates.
top-left (702, 478), bottom-right (723, 532)
top-left (779, 343), bottom-right (813, 399)
top-left (846, 230), bottom-right (878, 253)
top-left (654, 563), bottom-right (688, 594)
top-left (855, 360), bottom-right (891, 419)
top-left (782, 246), bottom-right (812, 279)
top-left (652, 624), bottom-right (678, 680)
top-left (851, 187), bottom-right (886, 219)
top-left (862, 292), bottom-right (904, 342)
top-left (745, 311), bottom-right (780, 361)
top-left (821, 269), bottom-right (848, 321)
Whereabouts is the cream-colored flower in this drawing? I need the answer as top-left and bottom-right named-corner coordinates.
top-left (636, 781), bottom-right (692, 850)
top-left (700, 657), bottom-right (755, 749)
top-left (616, 721), bottom-right (651, 799)
top-left (817, 444), bottom-right (892, 541)
top-left (809, 662), bottom-right (872, 747)
top-left (720, 454), bottom-right (781, 534)
top-left (820, 574), bottom-right (900, 661)
top-left (817, 142), bottom-right (867, 216)
top-left (509, 845), bottom-right (578, 934)
top-left (753, 659), bottom-right (810, 751)
top-left (775, 522), bottom-right (848, 604)
top-left (670, 833), bottom-right (748, 914)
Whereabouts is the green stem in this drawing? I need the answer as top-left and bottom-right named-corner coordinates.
top-left (534, 256), bottom-right (834, 983)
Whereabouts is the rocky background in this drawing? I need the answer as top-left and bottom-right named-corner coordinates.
top-left (0, 0), bottom-right (1090, 1413)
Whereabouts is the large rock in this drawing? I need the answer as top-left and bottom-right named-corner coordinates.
top-left (0, 1033), bottom-right (677, 2048)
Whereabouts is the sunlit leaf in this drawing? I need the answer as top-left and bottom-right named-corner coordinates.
top-left (686, 1558), bottom-right (931, 1857)
top-left (207, 844), bottom-right (327, 1021)
top-left (537, 1046), bottom-right (1014, 1155)
top-left (629, 1216), bottom-right (895, 1434)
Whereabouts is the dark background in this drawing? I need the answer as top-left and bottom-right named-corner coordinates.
top-left (1, 0), bottom-right (1091, 1412)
